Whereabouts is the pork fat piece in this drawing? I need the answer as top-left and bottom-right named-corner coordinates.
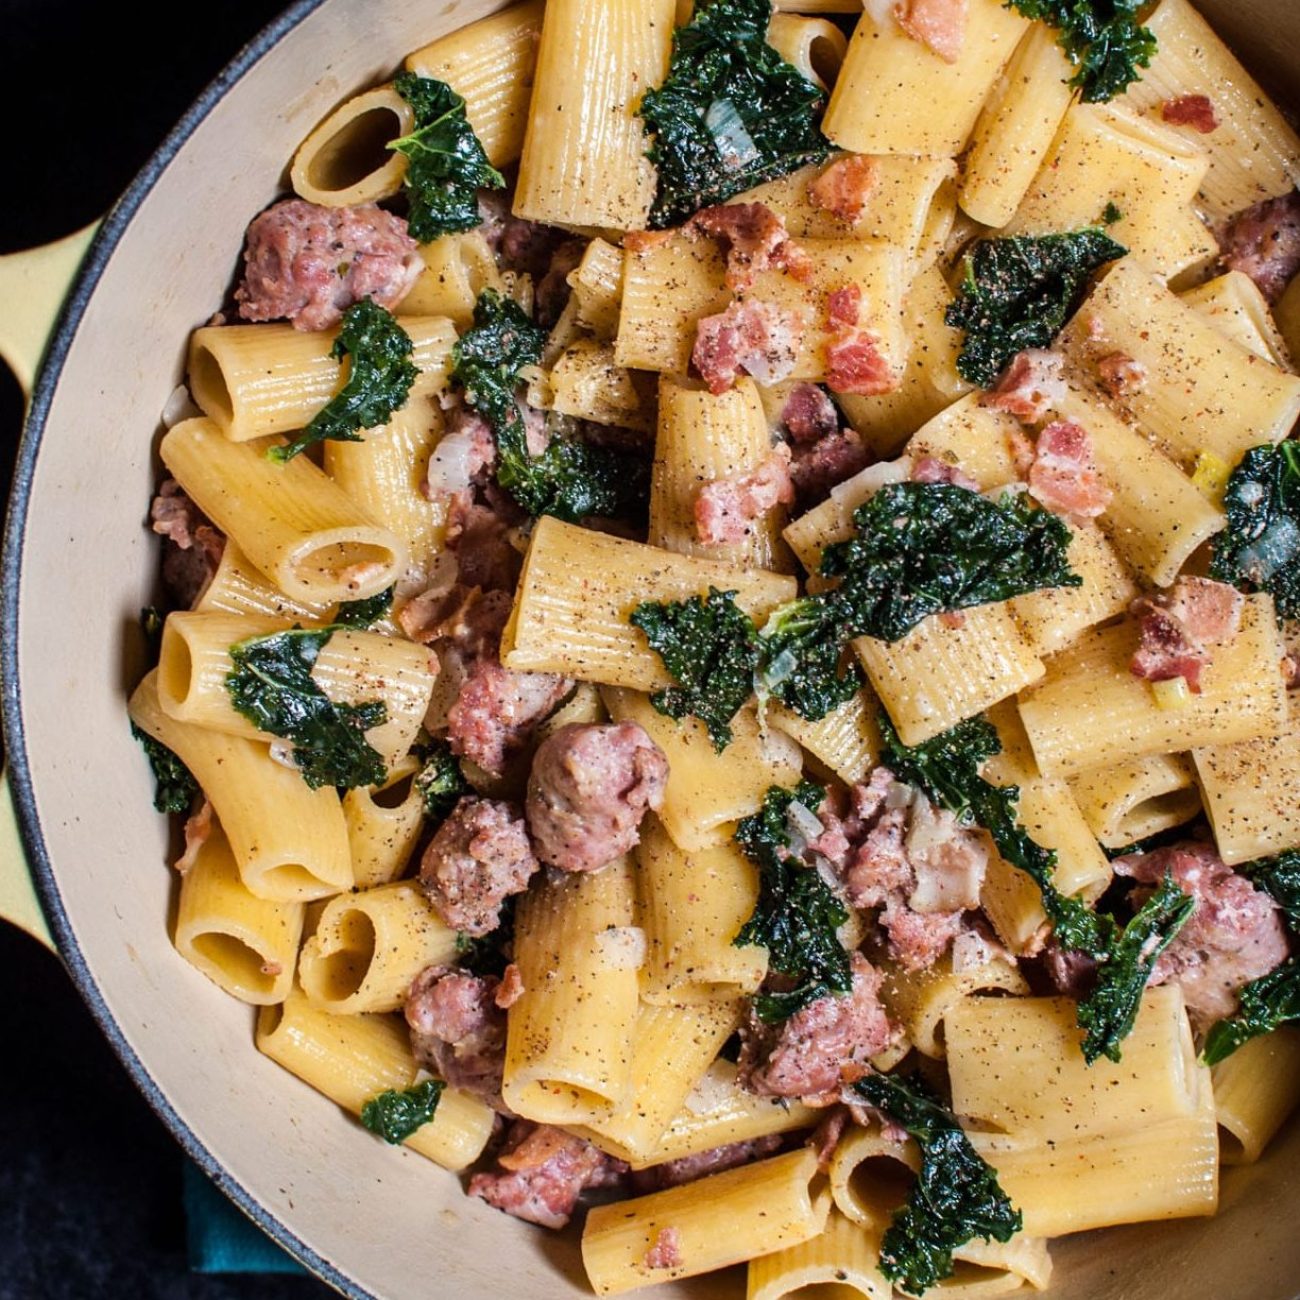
top-left (526, 723), bottom-right (669, 873)
top-left (236, 199), bottom-right (421, 331)
top-left (418, 796), bottom-right (539, 936)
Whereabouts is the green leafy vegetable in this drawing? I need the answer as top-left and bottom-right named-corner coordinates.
top-left (1210, 442), bottom-right (1300, 622)
top-left (335, 586), bottom-right (394, 629)
top-left (630, 587), bottom-right (760, 751)
top-left (733, 780), bottom-right (852, 1022)
top-left (1202, 850), bottom-right (1300, 1064)
top-left (360, 1078), bottom-right (445, 1143)
top-left (453, 290), bottom-right (648, 521)
top-left (414, 739), bottom-right (471, 826)
top-left (945, 229), bottom-right (1127, 386)
top-left (226, 627), bottom-right (388, 790)
top-left (856, 1071), bottom-right (1022, 1296)
top-left (390, 73), bottom-right (505, 241)
top-left (130, 723), bottom-right (199, 815)
top-left (880, 714), bottom-right (1194, 1063)
top-left (1102, 201), bottom-right (1122, 225)
top-left (455, 893), bottom-right (518, 979)
top-left (639, 0), bottom-right (831, 229)
top-left (1009, 0), bottom-right (1157, 103)
top-left (269, 299), bottom-right (417, 463)
top-left (755, 595), bottom-right (864, 721)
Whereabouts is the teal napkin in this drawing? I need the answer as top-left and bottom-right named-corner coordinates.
top-left (183, 1160), bottom-right (307, 1275)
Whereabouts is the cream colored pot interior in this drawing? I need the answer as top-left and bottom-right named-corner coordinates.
top-left (10, 1), bottom-right (1300, 1296)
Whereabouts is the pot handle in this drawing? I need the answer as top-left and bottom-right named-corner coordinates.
top-left (0, 221), bottom-right (99, 952)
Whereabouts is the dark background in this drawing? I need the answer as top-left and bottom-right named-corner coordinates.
top-left (0, 4), bottom-right (333, 1296)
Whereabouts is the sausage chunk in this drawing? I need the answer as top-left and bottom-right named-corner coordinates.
top-left (150, 479), bottom-right (226, 609)
top-left (1220, 190), bottom-right (1300, 303)
top-left (738, 952), bottom-right (898, 1104)
top-left (418, 796), bottom-right (539, 937)
top-left (469, 1121), bottom-right (626, 1228)
top-left (235, 199), bottom-right (421, 331)
top-left (630, 1135), bottom-right (785, 1192)
top-left (526, 723), bottom-right (669, 873)
top-left (1114, 841), bottom-right (1290, 1025)
top-left (405, 965), bottom-right (509, 1111)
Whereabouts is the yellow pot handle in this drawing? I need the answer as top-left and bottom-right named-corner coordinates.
top-left (0, 220), bottom-right (100, 951)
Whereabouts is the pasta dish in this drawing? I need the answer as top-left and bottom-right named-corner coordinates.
top-left (125, 0), bottom-right (1300, 1293)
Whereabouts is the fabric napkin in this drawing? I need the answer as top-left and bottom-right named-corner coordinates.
top-left (183, 1160), bottom-right (307, 1275)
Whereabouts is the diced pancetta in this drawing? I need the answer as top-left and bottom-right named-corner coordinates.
top-left (1027, 419), bottom-right (1113, 523)
top-left (689, 202), bottom-right (813, 293)
top-left (781, 383), bottom-right (839, 445)
top-left (911, 455), bottom-right (980, 492)
top-left (693, 299), bottom-right (805, 394)
top-left (808, 156), bottom-right (879, 225)
top-left (1130, 576), bottom-right (1244, 693)
top-left (1161, 94), bottom-right (1219, 133)
top-left (824, 286), bottom-right (899, 396)
top-left (694, 443), bottom-right (795, 544)
top-left (1095, 351), bottom-right (1147, 398)
top-left (982, 349), bottom-right (1066, 423)
top-left (894, 0), bottom-right (969, 63)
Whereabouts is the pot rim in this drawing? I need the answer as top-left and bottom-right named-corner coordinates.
top-left (0, 4), bottom-right (372, 1293)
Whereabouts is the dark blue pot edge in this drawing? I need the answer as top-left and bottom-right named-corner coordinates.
top-left (0, 4), bottom-right (370, 1295)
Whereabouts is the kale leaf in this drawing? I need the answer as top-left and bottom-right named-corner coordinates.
top-left (880, 714), bottom-right (1194, 1063)
top-left (856, 1071), bottom-right (1022, 1296)
top-left (455, 893), bottom-right (518, 979)
top-left (1203, 959), bottom-right (1300, 1067)
top-left (945, 229), bottom-right (1127, 386)
top-left (639, 0), bottom-right (831, 229)
top-left (360, 1078), bottom-right (445, 1143)
top-left (269, 300), bottom-right (418, 463)
top-left (755, 485), bottom-right (1078, 723)
top-left (390, 73), bottom-right (505, 241)
top-left (130, 723), bottom-right (199, 815)
top-left (1202, 849), bottom-right (1300, 1064)
top-left (733, 780), bottom-right (853, 1022)
top-left (335, 586), bottom-right (394, 629)
top-left (1009, 0), bottom-right (1157, 103)
top-left (226, 627), bottom-right (388, 790)
top-left (453, 290), bottom-right (648, 521)
top-left (1209, 442), bottom-right (1300, 622)
top-left (630, 587), bottom-right (760, 751)
top-left (755, 594), bottom-right (865, 721)
top-left (414, 738), bottom-right (471, 827)
top-left (820, 484), bottom-right (1081, 645)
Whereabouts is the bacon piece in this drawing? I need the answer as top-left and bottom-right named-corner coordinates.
top-left (808, 156), bottom-right (879, 225)
top-left (824, 286), bottom-right (899, 396)
top-left (1130, 576), bottom-right (1244, 693)
top-left (631, 1136), bottom-right (786, 1193)
top-left (694, 444), bottom-right (795, 544)
top-left (738, 953), bottom-right (899, 1104)
top-left (174, 800), bottom-right (214, 876)
top-left (526, 723), bottom-right (669, 873)
top-left (1161, 94), bottom-right (1219, 133)
top-left (982, 349), bottom-right (1066, 423)
top-left (624, 229), bottom-right (675, 254)
top-left (644, 1227), bottom-right (684, 1271)
top-left (689, 202), bottom-right (813, 293)
top-left (494, 962), bottom-right (526, 1010)
top-left (1114, 841), bottom-right (1290, 1024)
top-left (419, 797), bottom-right (540, 937)
top-left (406, 966), bottom-right (509, 1110)
top-left (1221, 191), bottom-right (1300, 303)
top-left (1095, 351), bottom-right (1147, 398)
top-left (1027, 419), bottom-right (1112, 523)
top-left (469, 1121), bottom-right (626, 1229)
top-left (911, 455), bottom-right (979, 492)
top-left (693, 299), bottom-right (805, 395)
top-left (235, 199), bottom-right (421, 331)
top-left (790, 428), bottom-right (871, 506)
top-left (894, 0), bottom-right (969, 63)
top-left (781, 383), bottom-right (839, 445)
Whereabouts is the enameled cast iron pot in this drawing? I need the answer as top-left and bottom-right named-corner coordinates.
top-left (4, 1), bottom-right (1300, 1295)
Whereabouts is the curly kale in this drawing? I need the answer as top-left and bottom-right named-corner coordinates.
top-left (360, 1079), bottom-right (445, 1143)
top-left (226, 627), bottom-right (388, 790)
top-left (1009, 0), bottom-right (1157, 103)
top-left (1202, 850), bottom-right (1300, 1065)
top-left (856, 1072), bottom-right (1022, 1296)
top-left (454, 893), bottom-right (518, 979)
top-left (269, 300), bottom-right (417, 464)
top-left (390, 73), bottom-right (505, 241)
top-left (453, 290), bottom-right (648, 521)
top-left (880, 714), bottom-right (1194, 1063)
top-left (630, 587), bottom-right (760, 751)
top-left (130, 724), bottom-right (199, 815)
top-left (945, 229), bottom-right (1127, 386)
top-left (755, 594), bottom-right (864, 722)
top-left (1210, 442), bottom-right (1300, 622)
top-left (413, 739), bottom-right (470, 828)
top-left (335, 586), bottom-right (394, 629)
top-left (639, 0), bottom-right (831, 228)
top-left (733, 780), bottom-right (852, 1022)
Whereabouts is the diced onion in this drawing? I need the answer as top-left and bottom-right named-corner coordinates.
top-left (424, 428), bottom-right (479, 497)
top-left (705, 98), bottom-right (761, 173)
top-left (597, 925), bottom-right (647, 971)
